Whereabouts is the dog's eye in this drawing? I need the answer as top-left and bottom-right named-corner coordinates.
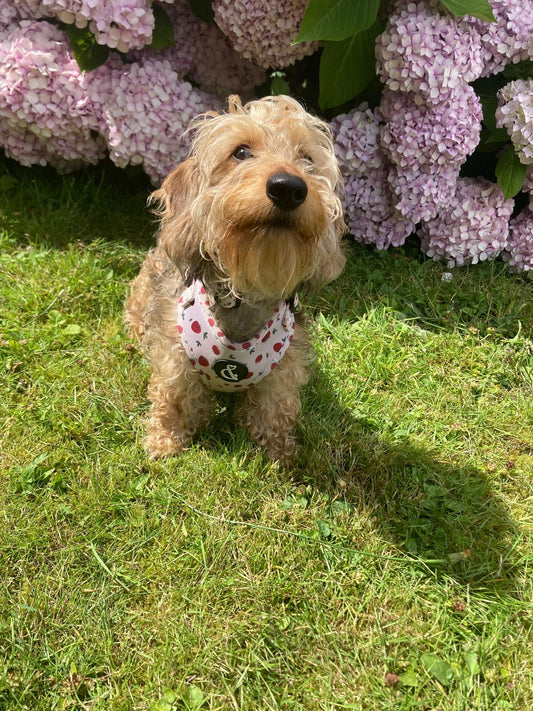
top-left (232, 145), bottom-right (253, 161)
top-left (300, 153), bottom-right (315, 168)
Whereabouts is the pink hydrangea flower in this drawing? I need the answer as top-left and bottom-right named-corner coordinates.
top-left (330, 103), bottom-right (384, 174)
top-left (387, 163), bottom-right (460, 223)
top-left (331, 104), bottom-right (414, 249)
top-left (376, 0), bottom-right (483, 104)
top-left (212, 0), bottom-right (318, 69)
top-left (503, 203), bottom-right (533, 272)
top-left (496, 79), bottom-right (533, 165)
top-left (419, 177), bottom-right (514, 266)
top-left (464, 0), bottom-right (533, 77)
top-left (134, 0), bottom-right (265, 97)
top-left (0, 20), bottom-right (105, 171)
top-left (380, 86), bottom-right (482, 172)
top-left (86, 56), bottom-right (220, 183)
top-left (12, 0), bottom-right (155, 52)
top-left (345, 168), bottom-right (415, 250)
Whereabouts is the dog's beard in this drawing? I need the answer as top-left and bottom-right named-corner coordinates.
top-left (218, 223), bottom-right (318, 300)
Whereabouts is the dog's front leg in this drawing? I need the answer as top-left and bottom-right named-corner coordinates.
top-left (236, 344), bottom-right (309, 464)
top-left (145, 364), bottom-right (215, 459)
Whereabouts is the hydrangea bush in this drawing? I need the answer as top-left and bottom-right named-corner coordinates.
top-left (1, 0), bottom-right (532, 273)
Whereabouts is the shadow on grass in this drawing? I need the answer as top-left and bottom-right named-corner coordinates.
top-left (293, 365), bottom-right (522, 590)
top-left (0, 156), bottom-right (154, 250)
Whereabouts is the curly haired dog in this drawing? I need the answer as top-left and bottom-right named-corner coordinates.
top-left (125, 94), bottom-right (346, 462)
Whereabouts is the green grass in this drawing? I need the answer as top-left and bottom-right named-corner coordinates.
top-left (1, 156), bottom-right (532, 710)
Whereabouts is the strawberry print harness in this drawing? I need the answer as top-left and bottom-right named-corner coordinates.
top-left (177, 279), bottom-right (295, 391)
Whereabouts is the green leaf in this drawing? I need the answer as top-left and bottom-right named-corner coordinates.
top-left (296, 0), bottom-right (380, 42)
top-left (421, 654), bottom-right (455, 686)
top-left (483, 128), bottom-right (510, 144)
top-left (188, 0), bottom-right (214, 24)
top-left (149, 4), bottom-right (175, 50)
top-left (399, 670), bottom-right (418, 687)
top-left (271, 74), bottom-right (291, 96)
top-left (463, 650), bottom-right (480, 676)
top-left (319, 21), bottom-right (381, 110)
top-left (63, 24), bottom-right (109, 72)
top-left (62, 323), bottom-right (82, 336)
top-left (150, 688), bottom-right (178, 711)
top-left (495, 147), bottom-right (527, 199)
top-left (439, 0), bottom-right (495, 22)
top-left (316, 518), bottom-right (332, 539)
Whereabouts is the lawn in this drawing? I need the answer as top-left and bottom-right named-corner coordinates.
top-left (0, 156), bottom-right (532, 710)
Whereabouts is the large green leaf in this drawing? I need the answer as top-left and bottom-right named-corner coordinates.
top-left (439, 0), bottom-right (495, 22)
top-left (296, 0), bottom-right (380, 42)
top-left (63, 24), bottom-right (109, 72)
top-left (319, 21), bottom-right (381, 110)
top-left (495, 147), bottom-right (527, 198)
top-left (148, 4), bottom-right (175, 50)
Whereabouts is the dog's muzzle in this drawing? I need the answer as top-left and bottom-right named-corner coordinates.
top-left (266, 172), bottom-right (308, 211)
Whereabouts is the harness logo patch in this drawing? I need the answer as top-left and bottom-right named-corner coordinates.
top-left (213, 359), bottom-right (249, 383)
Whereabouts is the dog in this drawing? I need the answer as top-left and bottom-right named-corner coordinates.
top-left (125, 94), bottom-right (346, 463)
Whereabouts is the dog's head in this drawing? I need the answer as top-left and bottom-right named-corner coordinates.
top-left (152, 94), bottom-right (346, 301)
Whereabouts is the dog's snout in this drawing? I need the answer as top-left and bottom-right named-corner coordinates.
top-left (266, 172), bottom-right (308, 211)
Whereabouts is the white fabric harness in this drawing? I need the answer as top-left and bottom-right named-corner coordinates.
top-left (177, 279), bottom-right (295, 391)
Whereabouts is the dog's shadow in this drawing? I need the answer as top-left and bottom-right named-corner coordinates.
top-left (289, 365), bottom-right (521, 587)
top-left (196, 367), bottom-right (519, 588)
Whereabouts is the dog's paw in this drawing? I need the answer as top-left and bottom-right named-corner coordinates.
top-left (144, 432), bottom-right (185, 460)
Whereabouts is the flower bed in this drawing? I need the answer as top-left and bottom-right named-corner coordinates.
top-left (1, 0), bottom-right (532, 271)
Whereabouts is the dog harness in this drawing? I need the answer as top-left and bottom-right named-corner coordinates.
top-left (177, 279), bottom-right (295, 391)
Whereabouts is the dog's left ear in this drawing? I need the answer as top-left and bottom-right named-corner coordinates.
top-left (150, 157), bottom-right (202, 270)
top-left (312, 216), bottom-right (347, 291)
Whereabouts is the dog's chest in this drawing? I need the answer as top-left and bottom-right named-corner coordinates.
top-left (177, 280), bottom-right (295, 391)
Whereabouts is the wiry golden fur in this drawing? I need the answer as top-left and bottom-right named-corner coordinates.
top-left (125, 94), bottom-right (346, 462)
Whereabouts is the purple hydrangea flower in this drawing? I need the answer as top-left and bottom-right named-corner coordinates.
top-left (464, 0), bottom-right (533, 77)
top-left (86, 56), bottom-right (220, 184)
top-left (331, 103), bottom-right (414, 249)
top-left (503, 203), bottom-right (533, 272)
top-left (387, 163), bottom-right (460, 223)
top-left (212, 0), bottom-right (318, 69)
top-left (376, 0), bottom-right (483, 104)
top-left (419, 177), bottom-right (514, 266)
top-left (13, 0), bottom-right (156, 52)
top-left (134, 0), bottom-right (265, 98)
top-left (496, 79), bottom-right (533, 165)
top-left (380, 86), bottom-right (482, 171)
top-left (330, 103), bottom-right (383, 174)
top-left (0, 20), bottom-right (105, 171)
top-left (345, 169), bottom-right (415, 250)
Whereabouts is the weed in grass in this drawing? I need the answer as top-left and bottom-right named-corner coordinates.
top-left (1, 158), bottom-right (532, 710)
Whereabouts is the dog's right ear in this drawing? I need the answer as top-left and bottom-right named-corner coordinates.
top-left (149, 158), bottom-right (202, 269)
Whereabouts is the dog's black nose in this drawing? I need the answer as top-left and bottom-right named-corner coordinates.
top-left (266, 173), bottom-right (308, 211)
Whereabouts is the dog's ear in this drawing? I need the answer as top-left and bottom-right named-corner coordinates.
top-left (307, 216), bottom-right (347, 293)
top-left (149, 158), bottom-right (202, 269)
